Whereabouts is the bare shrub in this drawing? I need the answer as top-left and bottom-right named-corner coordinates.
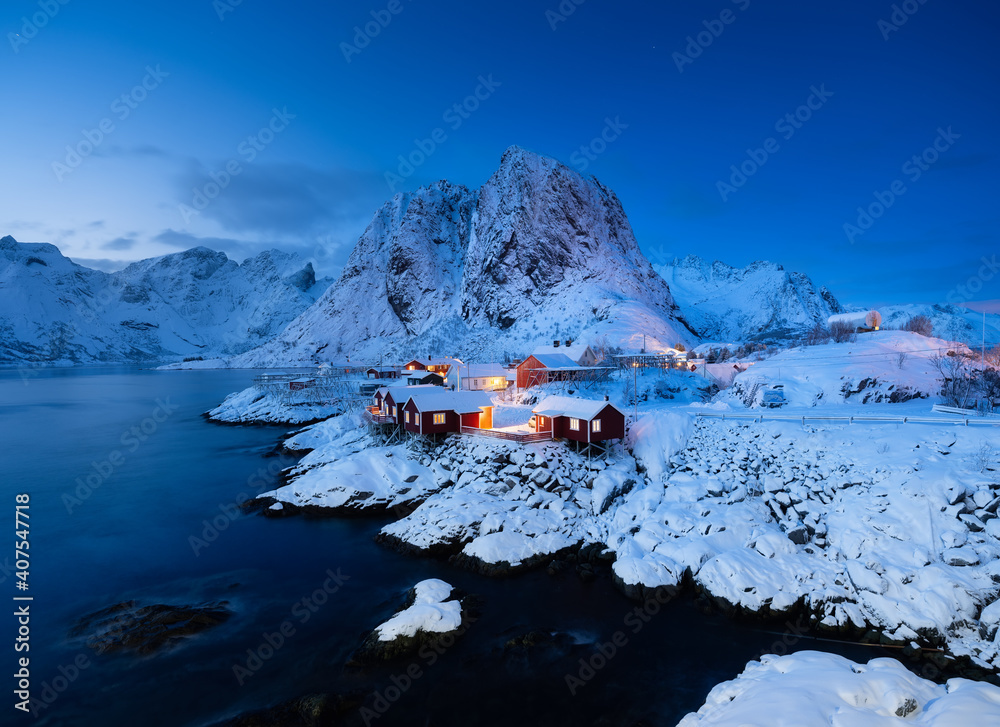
top-left (805, 323), bottom-right (831, 346)
top-left (895, 351), bottom-right (908, 369)
top-left (902, 314), bottom-right (933, 337)
top-left (973, 441), bottom-right (997, 474)
top-left (830, 320), bottom-right (856, 343)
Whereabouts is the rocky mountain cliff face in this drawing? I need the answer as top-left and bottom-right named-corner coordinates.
top-left (0, 236), bottom-right (331, 364)
top-left (234, 146), bottom-right (695, 365)
top-left (654, 255), bottom-right (844, 343)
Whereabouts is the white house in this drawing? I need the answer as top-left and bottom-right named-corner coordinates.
top-left (459, 363), bottom-right (514, 391)
top-left (531, 340), bottom-right (598, 366)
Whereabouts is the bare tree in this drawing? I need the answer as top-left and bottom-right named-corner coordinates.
top-left (931, 352), bottom-right (977, 408)
top-left (591, 335), bottom-right (612, 364)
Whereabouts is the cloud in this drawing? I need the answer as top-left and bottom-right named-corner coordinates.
top-left (174, 161), bottom-right (385, 238)
top-left (101, 235), bottom-right (138, 251)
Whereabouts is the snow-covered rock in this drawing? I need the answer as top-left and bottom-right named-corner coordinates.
top-left (678, 651), bottom-right (1000, 726)
top-left (351, 578), bottom-right (468, 664)
top-left (374, 579), bottom-right (462, 641)
top-left (206, 384), bottom-right (343, 425)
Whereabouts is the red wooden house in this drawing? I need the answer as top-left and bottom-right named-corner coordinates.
top-left (515, 353), bottom-right (579, 388)
top-left (400, 390), bottom-right (494, 436)
top-left (530, 395), bottom-right (625, 448)
top-left (366, 366), bottom-right (399, 380)
top-left (371, 384), bottom-right (445, 423)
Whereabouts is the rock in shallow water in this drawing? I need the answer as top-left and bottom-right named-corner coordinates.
top-left (70, 600), bottom-right (233, 655)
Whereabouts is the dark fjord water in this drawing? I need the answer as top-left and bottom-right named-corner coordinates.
top-left (0, 367), bottom-right (894, 726)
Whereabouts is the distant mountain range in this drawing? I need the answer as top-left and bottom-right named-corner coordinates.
top-left (653, 255), bottom-right (844, 343)
top-left (0, 236), bottom-right (330, 364)
top-left (3, 147), bottom-right (996, 366)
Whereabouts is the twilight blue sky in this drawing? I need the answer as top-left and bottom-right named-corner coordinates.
top-left (2, 0), bottom-right (997, 309)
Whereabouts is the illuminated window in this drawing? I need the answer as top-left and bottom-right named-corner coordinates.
top-left (392, 406), bottom-right (397, 418)
top-left (569, 418), bottom-right (580, 431)
top-left (591, 419), bottom-right (601, 433)
top-left (433, 413), bottom-right (446, 425)
top-left (405, 410), bottom-right (410, 423)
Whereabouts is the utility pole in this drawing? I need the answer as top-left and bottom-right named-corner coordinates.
top-left (633, 363), bottom-right (638, 425)
top-left (984, 310), bottom-right (987, 365)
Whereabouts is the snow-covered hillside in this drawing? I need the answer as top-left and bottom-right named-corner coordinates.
top-left (0, 236), bottom-right (331, 365)
top-left (655, 255), bottom-right (843, 343)
top-left (232, 146), bottom-right (696, 366)
top-left (724, 330), bottom-right (967, 408)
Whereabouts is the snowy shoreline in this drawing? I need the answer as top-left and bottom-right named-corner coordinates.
top-left (238, 402), bottom-right (1000, 685)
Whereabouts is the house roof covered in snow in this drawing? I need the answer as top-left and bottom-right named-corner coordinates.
top-left (532, 395), bottom-right (622, 420)
top-left (532, 343), bottom-right (593, 362)
top-left (525, 353), bottom-right (579, 369)
top-left (405, 357), bottom-right (464, 367)
top-left (402, 389), bottom-right (494, 414)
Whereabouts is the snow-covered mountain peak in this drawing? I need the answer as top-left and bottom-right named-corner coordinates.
top-left (233, 147), bottom-right (693, 365)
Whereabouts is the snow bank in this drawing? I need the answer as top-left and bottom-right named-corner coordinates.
top-left (375, 579), bottom-right (462, 641)
top-left (266, 441), bottom-right (437, 512)
top-left (628, 410), bottom-right (693, 481)
top-left (207, 385), bottom-right (342, 425)
top-left (678, 651), bottom-right (1000, 726)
